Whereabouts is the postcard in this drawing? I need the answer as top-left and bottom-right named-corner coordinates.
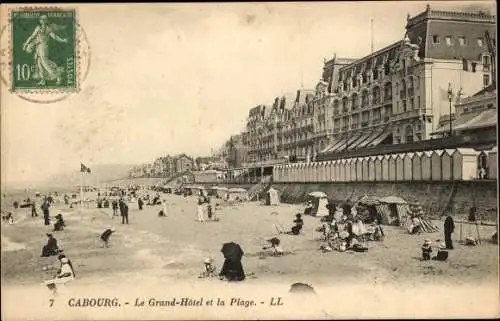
top-left (1, 2), bottom-right (498, 320)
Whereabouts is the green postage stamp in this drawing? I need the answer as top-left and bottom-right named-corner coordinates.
top-left (11, 8), bottom-right (77, 91)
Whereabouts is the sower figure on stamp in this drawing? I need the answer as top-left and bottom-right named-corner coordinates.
top-left (22, 15), bottom-right (68, 86)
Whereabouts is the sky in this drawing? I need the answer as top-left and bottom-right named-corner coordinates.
top-left (0, 1), bottom-right (495, 185)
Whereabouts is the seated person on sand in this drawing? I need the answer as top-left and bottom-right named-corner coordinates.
top-left (351, 217), bottom-right (368, 241)
top-left (432, 243), bottom-right (449, 261)
top-left (198, 258), bottom-right (217, 278)
top-left (41, 233), bottom-right (60, 257)
top-left (408, 216), bottom-right (422, 235)
top-left (283, 214), bottom-right (303, 235)
top-left (421, 239), bottom-right (432, 260)
top-left (369, 224), bottom-right (384, 241)
top-left (262, 237), bottom-right (284, 256)
top-left (2, 212), bottom-right (14, 224)
top-left (42, 257), bottom-right (75, 293)
top-left (53, 213), bottom-right (66, 232)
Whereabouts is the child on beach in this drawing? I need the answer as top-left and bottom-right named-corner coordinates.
top-left (198, 258), bottom-right (217, 278)
top-left (421, 239), bottom-right (432, 260)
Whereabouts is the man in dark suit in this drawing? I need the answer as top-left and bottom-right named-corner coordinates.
top-left (120, 200), bottom-right (129, 224)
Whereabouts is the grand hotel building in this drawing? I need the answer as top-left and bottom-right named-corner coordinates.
top-left (242, 6), bottom-right (495, 167)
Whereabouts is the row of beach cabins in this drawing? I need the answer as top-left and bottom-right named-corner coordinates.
top-left (273, 147), bottom-right (497, 183)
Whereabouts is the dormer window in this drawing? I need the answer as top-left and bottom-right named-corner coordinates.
top-left (432, 35), bottom-right (440, 44)
top-left (477, 38), bottom-right (484, 47)
top-left (458, 36), bottom-right (466, 46)
top-left (445, 36), bottom-right (453, 46)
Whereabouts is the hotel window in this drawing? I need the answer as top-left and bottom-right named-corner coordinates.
top-left (458, 36), bottom-right (466, 46)
top-left (477, 38), bottom-right (484, 47)
top-left (483, 74), bottom-right (490, 87)
top-left (432, 35), bottom-right (440, 44)
top-left (410, 98), bottom-right (415, 110)
top-left (445, 36), bottom-right (453, 46)
top-left (372, 87), bottom-right (380, 104)
top-left (482, 55), bottom-right (491, 71)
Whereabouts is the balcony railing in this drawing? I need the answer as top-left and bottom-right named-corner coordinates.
top-left (341, 125), bottom-right (349, 131)
top-left (333, 128), bottom-right (340, 133)
top-left (351, 123), bottom-right (359, 129)
top-left (393, 108), bottom-right (432, 121)
top-left (361, 121), bottom-right (369, 127)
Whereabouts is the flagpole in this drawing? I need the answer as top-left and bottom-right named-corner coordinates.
top-left (80, 170), bottom-right (84, 210)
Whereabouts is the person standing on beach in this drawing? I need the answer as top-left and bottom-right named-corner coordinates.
top-left (112, 199), bottom-right (118, 217)
top-left (31, 200), bottom-right (38, 217)
top-left (41, 199), bottom-right (50, 225)
top-left (121, 201), bottom-right (129, 224)
top-left (444, 213), bottom-right (455, 250)
top-left (138, 197), bottom-right (144, 210)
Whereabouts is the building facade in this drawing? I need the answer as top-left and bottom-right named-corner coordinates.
top-left (321, 6), bottom-right (495, 157)
top-left (175, 154), bottom-right (195, 173)
top-left (235, 5), bottom-right (495, 165)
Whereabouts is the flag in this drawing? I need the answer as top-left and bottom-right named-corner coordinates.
top-left (81, 163), bottom-right (91, 174)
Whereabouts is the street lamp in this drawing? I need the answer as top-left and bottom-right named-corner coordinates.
top-left (447, 83), bottom-right (453, 137)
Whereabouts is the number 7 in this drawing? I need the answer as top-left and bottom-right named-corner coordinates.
top-left (49, 299), bottom-right (54, 307)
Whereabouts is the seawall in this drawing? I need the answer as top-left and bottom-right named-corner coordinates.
top-left (220, 180), bottom-right (498, 221)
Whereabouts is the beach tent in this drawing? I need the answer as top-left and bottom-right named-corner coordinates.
top-left (307, 191), bottom-right (329, 217)
top-left (382, 155), bottom-right (390, 181)
top-left (362, 157), bottom-right (369, 182)
top-left (376, 196), bottom-right (410, 225)
top-left (421, 151), bottom-right (433, 180)
top-left (368, 156), bottom-right (376, 181)
top-left (265, 187), bottom-right (281, 205)
top-left (396, 153), bottom-right (405, 181)
top-left (388, 154), bottom-right (397, 181)
top-left (441, 149), bottom-right (454, 181)
top-left (345, 159), bottom-right (352, 182)
top-left (452, 148), bottom-right (479, 180)
top-left (431, 150), bottom-right (444, 181)
top-left (228, 188), bottom-right (249, 202)
top-left (374, 155), bottom-right (383, 181)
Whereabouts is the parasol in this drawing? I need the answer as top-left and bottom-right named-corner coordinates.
top-left (308, 191), bottom-right (327, 198)
top-left (221, 242), bottom-right (244, 261)
top-left (358, 195), bottom-right (380, 206)
top-left (379, 196), bottom-right (407, 204)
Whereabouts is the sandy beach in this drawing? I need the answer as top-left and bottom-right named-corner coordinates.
top-left (1, 191), bottom-right (498, 319)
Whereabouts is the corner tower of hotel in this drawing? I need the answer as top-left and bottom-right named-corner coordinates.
top-left (320, 5), bottom-right (496, 156)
